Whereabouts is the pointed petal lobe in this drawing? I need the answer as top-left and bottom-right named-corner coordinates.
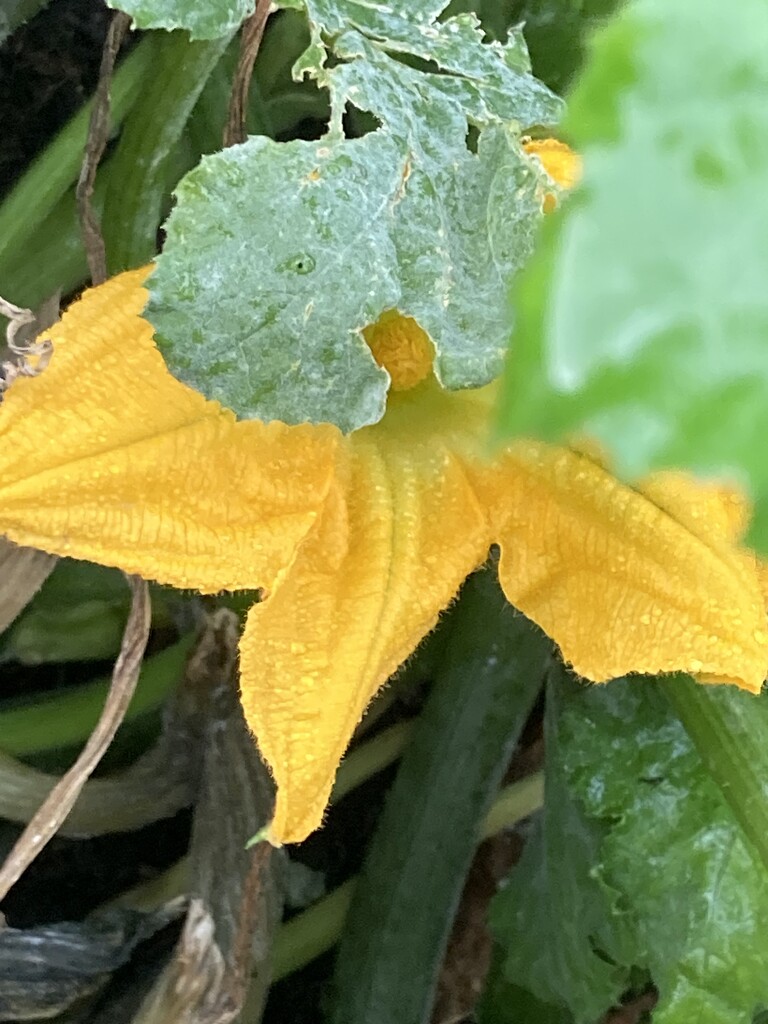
top-left (0, 268), bottom-right (338, 592)
top-left (471, 442), bottom-right (768, 691)
top-left (239, 418), bottom-right (491, 844)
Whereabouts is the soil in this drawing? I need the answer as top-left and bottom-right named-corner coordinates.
top-left (0, 0), bottom-right (112, 195)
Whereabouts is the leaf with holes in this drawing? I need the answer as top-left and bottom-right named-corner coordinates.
top-left (148, 0), bottom-right (562, 429)
top-left (107, 0), bottom-right (250, 38)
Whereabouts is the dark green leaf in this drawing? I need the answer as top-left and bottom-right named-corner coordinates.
top-left (488, 676), bottom-right (633, 1022)
top-left (478, 964), bottom-right (576, 1024)
top-left (506, 0), bottom-right (625, 93)
top-left (663, 675), bottom-right (768, 875)
top-left (567, 675), bottom-right (768, 1022)
top-left (0, 560), bottom-right (173, 666)
top-left (104, 30), bottom-right (232, 273)
top-left (0, 560), bottom-right (133, 665)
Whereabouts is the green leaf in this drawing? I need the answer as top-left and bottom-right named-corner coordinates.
top-left (488, 676), bottom-right (634, 1022)
top-left (497, 0), bottom-right (768, 548)
top-left (478, 967), bottom-right (576, 1024)
top-left (0, 560), bottom-right (170, 665)
top-left (503, 0), bottom-right (625, 93)
top-left (329, 567), bottom-right (553, 1024)
top-left (662, 676), bottom-right (768, 876)
top-left (149, 132), bottom-right (396, 432)
top-left (107, 0), bottom-right (250, 39)
top-left (525, 673), bottom-right (768, 1023)
top-left (149, 2), bottom-right (561, 430)
top-left (0, 561), bottom-right (131, 665)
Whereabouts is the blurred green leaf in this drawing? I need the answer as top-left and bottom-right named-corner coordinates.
top-left (507, 0), bottom-right (625, 92)
top-left (106, 0), bottom-right (250, 39)
top-left (492, 671), bottom-right (768, 1022)
top-left (149, 2), bottom-right (561, 430)
top-left (497, 0), bottom-right (768, 548)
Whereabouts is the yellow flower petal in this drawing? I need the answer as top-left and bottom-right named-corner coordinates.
top-left (239, 387), bottom-right (492, 843)
top-left (467, 433), bottom-right (768, 692)
top-left (363, 310), bottom-right (435, 392)
top-left (0, 268), bottom-right (338, 592)
top-left (523, 138), bottom-right (582, 186)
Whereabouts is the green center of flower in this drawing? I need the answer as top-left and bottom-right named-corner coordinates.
top-left (363, 310), bottom-right (435, 392)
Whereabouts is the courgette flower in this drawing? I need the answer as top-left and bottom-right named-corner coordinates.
top-left (1, 142), bottom-right (766, 844)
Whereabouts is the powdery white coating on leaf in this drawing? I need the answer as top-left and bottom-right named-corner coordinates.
top-left (149, 123), bottom-right (552, 428)
top-left (149, 0), bottom-right (563, 429)
top-left (149, 134), bottom-right (397, 432)
top-left (106, 0), bottom-right (250, 38)
top-left (325, 34), bottom-right (553, 392)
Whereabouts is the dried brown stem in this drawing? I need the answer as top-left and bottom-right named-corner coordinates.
top-left (134, 610), bottom-right (279, 1023)
top-left (76, 10), bottom-right (131, 284)
top-left (223, 0), bottom-right (272, 148)
top-left (0, 540), bottom-right (57, 635)
top-left (0, 291), bottom-right (59, 391)
top-left (0, 575), bottom-right (150, 905)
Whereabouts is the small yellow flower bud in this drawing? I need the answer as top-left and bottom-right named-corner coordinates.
top-left (363, 309), bottom-right (435, 391)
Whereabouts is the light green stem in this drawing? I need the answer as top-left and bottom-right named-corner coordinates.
top-left (273, 879), bottom-right (357, 981)
top-left (109, 732), bottom-right (543, 982)
top-left (103, 30), bottom-right (233, 273)
top-left (330, 720), bottom-right (414, 804)
top-left (0, 637), bottom-right (192, 757)
top-left (481, 770), bottom-right (544, 839)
